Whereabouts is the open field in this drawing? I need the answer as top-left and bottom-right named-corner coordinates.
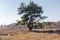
top-left (0, 29), bottom-right (60, 40)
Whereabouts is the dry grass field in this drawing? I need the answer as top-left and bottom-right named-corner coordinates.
top-left (0, 29), bottom-right (60, 40)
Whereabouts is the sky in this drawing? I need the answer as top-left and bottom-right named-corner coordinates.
top-left (0, 0), bottom-right (60, 25)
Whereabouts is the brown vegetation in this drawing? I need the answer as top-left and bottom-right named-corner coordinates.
top-left (0, 29), bottom-right (60, 40)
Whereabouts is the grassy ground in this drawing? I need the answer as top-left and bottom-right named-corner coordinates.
top-left (0, 29), bottom-right (60, 40)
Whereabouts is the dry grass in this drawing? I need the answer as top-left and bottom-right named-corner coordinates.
top-left (0, 29), bottom-right (60, 40)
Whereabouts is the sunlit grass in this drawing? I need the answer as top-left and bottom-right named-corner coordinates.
top-left (0, 32), bottom-right (60, 40)
top-left (0, 29), bottom-right (60, 40)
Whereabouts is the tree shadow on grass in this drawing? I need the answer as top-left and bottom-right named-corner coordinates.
top-left (31, 30), bottom-right (60, 34)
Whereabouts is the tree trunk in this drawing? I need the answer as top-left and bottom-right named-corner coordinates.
top-left (27, 23), bottom-right (33, 31)
top-left (27, 15), bottom-right (33, 31)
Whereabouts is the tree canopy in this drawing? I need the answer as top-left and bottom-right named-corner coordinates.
top-left (17, 1), bottom-right (47, 31)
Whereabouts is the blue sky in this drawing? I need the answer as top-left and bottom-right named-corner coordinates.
top-left (0, 0), bottom-right (60, 25)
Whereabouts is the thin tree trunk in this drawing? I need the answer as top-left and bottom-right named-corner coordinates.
top-left (27, 24), bottom-right (32, 31)
top-left (27, 15), bottom-right (33, 31)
